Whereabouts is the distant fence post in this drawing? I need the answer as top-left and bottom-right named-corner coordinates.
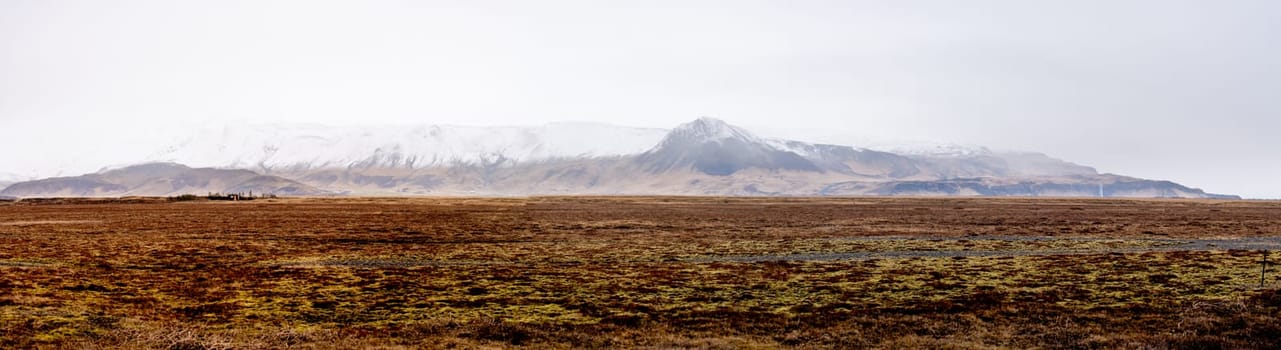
top-left (1263, 250), bottom-right (1270, 288)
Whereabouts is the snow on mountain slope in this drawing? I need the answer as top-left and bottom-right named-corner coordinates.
top-left (150, 122), bottom-right (669, 172)
top-left (145, 118), bottom-right (1091, 180)
top-left (862, 141), bottom-right (992, 157)
top-left (148, 118), bottom-right (1002, 174)
top-left (663, 117), bottom-right (765, 144)
top-left (638, 118), bottom-right (821, 175)
top-left (3, 118), bottom-right (1233, 198)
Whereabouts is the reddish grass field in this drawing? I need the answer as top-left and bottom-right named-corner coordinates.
top-left (2, 196), bottom-right (1281, 348)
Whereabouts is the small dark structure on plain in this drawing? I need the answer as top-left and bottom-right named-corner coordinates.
top-left (170, 192), bottom-right (278, 202)
top-left (206, 192), bottom-right (275, 201)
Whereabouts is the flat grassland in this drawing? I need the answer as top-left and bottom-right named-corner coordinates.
top-left (2, 197), bottom-right (1281, 349)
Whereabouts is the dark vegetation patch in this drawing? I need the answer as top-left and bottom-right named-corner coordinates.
top-left (1, 197), bottom-right (1280, 348)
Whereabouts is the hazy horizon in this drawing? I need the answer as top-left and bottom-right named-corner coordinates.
top-left (2, 1), bottom-right (1279, 198)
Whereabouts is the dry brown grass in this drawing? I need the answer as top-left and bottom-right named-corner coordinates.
top-left (1, 196), bottom-right (1280, 348)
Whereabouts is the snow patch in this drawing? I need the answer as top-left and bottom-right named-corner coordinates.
top-left (864, 141), bottom-right (992, 157)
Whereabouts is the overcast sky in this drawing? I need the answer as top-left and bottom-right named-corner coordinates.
top-left (2, 0), bottom-right (1278, 198)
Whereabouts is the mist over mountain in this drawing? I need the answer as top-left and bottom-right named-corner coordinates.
top-left (1, 118), bottom-right (1236, 199)
top-left (0, 173), bottom-right (30, 193)
top-left (0, 163), bottom-right (322, 197)
top-left (150, 122), bottom-right (668, 172)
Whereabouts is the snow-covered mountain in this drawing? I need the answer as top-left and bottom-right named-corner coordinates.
top-left (150, 122), bottom-right (669, 172)
top-left (1, 117), bottom-right (1237, 198)
top-left (638, 117), bottom-right (821, 175)
top-left (148, 118), bottom-right (1090, 177)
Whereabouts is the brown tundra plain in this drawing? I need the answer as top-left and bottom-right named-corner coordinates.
top-left (2, 196), bottom-right (1281, 349)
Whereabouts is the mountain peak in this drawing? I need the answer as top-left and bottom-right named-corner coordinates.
top-left (691, 116), bottom-right (727, 126)
top-left (667, 117), bottom-right (760, 144)
top-left (640, 118), bottom-right (820, 176)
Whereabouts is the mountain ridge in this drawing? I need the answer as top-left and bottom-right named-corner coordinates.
top-left (1, 118), bottom-right (1238, 199)
top-left (0, 163), bottom-right (325, 197)
top-left (150, 122), bottom-right (670, 172)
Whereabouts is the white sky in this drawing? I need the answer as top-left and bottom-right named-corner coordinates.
top-left (2, 0), bottom-right (1279, 198)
